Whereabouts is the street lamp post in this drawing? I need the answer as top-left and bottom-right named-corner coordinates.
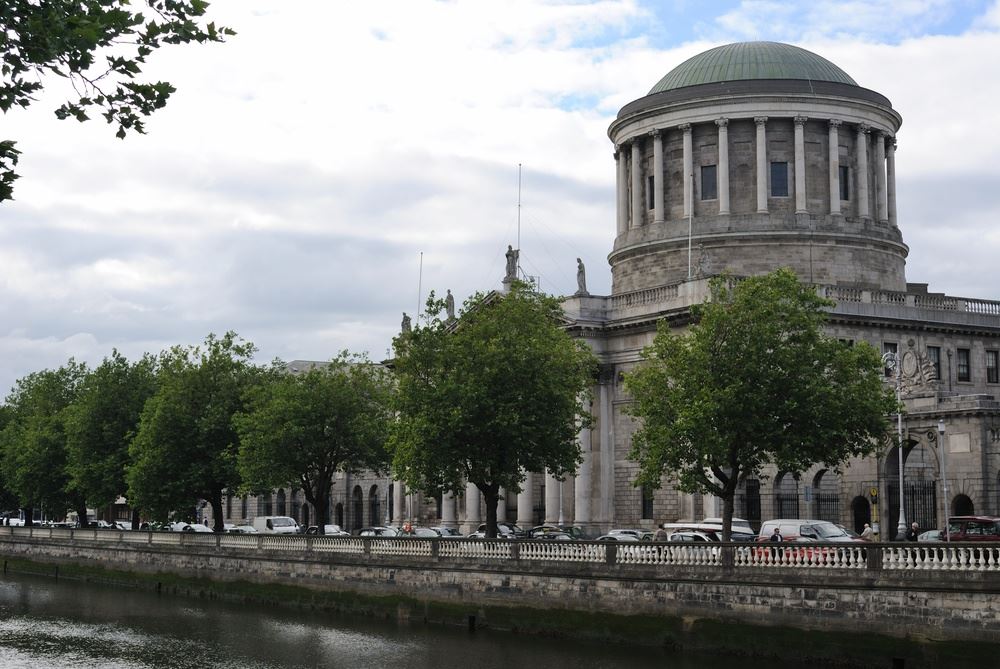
top-left (882, 352), bottom-right (907, 538)
top-left (938, 419), bottom-right (950, 543)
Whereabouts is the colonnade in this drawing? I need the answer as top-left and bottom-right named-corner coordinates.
top-left (613, 116), bottom-right (898, 234)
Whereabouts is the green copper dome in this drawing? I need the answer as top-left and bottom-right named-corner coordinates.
top-left (649, 42), bottom-right (857, 94)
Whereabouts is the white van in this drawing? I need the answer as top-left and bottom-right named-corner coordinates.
top-left (252, 516), bottom-right (300, 534)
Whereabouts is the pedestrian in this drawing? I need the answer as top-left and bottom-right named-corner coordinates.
top-left (769, 527), bottom-right (783, 542)
top-left (860, 523), bottom-right (874, 541)
top-left (654, 523), bottom-right (669, 542)
top-left (905, 521), bottom-right (920, 542)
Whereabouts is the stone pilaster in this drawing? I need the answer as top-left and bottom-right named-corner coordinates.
top-left (441, 491), bottom-right (457, 529)
top-left (392, 481), bottom-right (405, 526)
top-left (887, 137), bottom-right (898, 227)
top-left (652, 129), bottom-right (664, 223)
top-left (755, 117), bottom-right (768, 213)
top-left (497, 487), bottom-right (507, 523)
top-left (856, 123), bottom-right (870, 219)
top-left (630, 140), bottom-right (642, 228)
top-left (545, 471), bottom-right (560, 524)
top-left (681, 123), bottom-right (693, 219)
top-left (716, 118), bottom-right (730, 215)
top-left (875, 130), bottom-right (888, 222)
top-left (794, 115), bottom-right (808, 214)
top-left (828, 119), bottom-right (842, 215)
top-left (615, 147), bottom-right (627, 236)
top-left (574, 424), bottom-right (592, 527)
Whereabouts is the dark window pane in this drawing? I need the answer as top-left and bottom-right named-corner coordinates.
top-left (839, 165), bottom-right (850, 200)
top-left (957, 348), bottom-right (971, 382)
top-left (648, 175), bottom-right (655, 210)
top-left (770, 162), bottom-right (788, 197)
top-left (987, 350), bottom-right (998, 384)
top-left (701, 164), bottom-right (717, 200)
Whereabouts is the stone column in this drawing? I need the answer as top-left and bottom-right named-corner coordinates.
top-left (545, 471), bottom-right (560, 524)
top-left (794, 115), bottom-right (808, 214)
top-left (516, 472), bottom-right (533, 528)
top-left (392, 480), bottom-right (405, 525)
top-left (630, 140), bottom-right (643, 228)
top-left (887, 137), bottom-right (898, 227)
top-left (755, 117), bottom-right (768, 213)
top-left (828, 119), bottom-right (841, 215)
top-left (496, 488), bottom-right (507, 523)
top-left (680, 123), bottom-right (693, 219)
top-left (652, 129), bottom-right (664, 223)
top-left (856, 123), bottom-right (870, 219)
top-left (464, 481), bottom-right (481, 533)
top-left (574, 424), bottom-right (592, 527)
top-left (615, 147), bottom-right (627, 236)
top-left (875, 130), bottom-right (888, 222)
top-left (598, 366), bottom-right (615, 524)
top-left (441, 491), bottom-right (457, 529)
top-left (716, 118), bottom-right (730, 215)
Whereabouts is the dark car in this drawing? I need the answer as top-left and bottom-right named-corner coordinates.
top-left (946, 516), bottom-right (1000, 541)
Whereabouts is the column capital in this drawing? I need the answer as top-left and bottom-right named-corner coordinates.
top-left (754, 116), bottom-right (768, 126)
top-left (613, 147), bottom-right (620, 159)
top-left (875, 128), bottom-right (887, 139)
top-left (857, 122), bottom-right (871, 135)
top-left (678, 122), bottom-right (692, 132)
top-left (890, 136), bottom-right (897, 150)
top-left (649, 128), bottom-right (662, 138)
top-left (715, 117), bottom-right (728, 128)
top-left (828, 118), bottom-right (842, 128)
top-left (794, 115), bottom-right (808, 127)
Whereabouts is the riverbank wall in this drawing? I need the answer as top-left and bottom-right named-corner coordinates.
top-left (1, 528), bottom-right (998, 668)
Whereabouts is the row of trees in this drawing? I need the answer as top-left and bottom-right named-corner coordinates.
top-left (0, 273), bottom-right (896, 539)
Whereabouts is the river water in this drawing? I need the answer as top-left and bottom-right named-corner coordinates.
top-left (0, 571), bottom-right (800, 669)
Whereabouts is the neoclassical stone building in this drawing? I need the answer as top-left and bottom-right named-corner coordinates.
top-left (217, 42), bottom-right (1000, 539)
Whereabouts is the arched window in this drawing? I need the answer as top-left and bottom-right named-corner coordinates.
top-left (850, 496), bottom-right (871, 534)
top-left (369, 485), bottom-right (381, 526)
top-left (774, 472), bottom-right (799, 518)
top-left (812, 470), bottom-right (840, 522)
top-left (952, 494), bottom-right (974, 516)
top-left (276, 489), bottom-right (286, 516)
top-left (352, 486), bottom-right (363, 529)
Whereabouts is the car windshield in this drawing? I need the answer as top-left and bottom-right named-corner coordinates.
top-left (271, 518), bottom-right (295, 527)
top-left (815, 523), bottom-right (848, 539)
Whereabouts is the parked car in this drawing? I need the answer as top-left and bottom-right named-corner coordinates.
top-left (595, 533), bottom-right (639, 542)
top-left (252, 516), bottom-right (300, 534)
top-left (702, 517), bottom-right (755, 534)
top-left (224, 524), bottom-right (258, 534)
top-left (429, 526), bottom-right (464, 539)
top-left (305, 524), bottom-right (349, 536)
top-left (918, 529), bottom-right (943, 542)
top-left (945, 516), bottom-right (1000, 541)
top-left (354, 526), bottom-right (400, 537)
top-left (470, 523), bottom-right (524, 538)
top-left (607, 528), bottom-right (644, 540)
top-left (398, 526), bottom-right (440, 538)
top-left (169, 522), bottom-right (213, 533)
top-left (756, 519), bottom-right (862, 543)
top-left (667, 530), bottom-right (718, 543)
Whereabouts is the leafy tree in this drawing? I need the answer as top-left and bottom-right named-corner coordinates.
top-left (127, 332), bottom-right (255, 532)
top-left (0, 0), bottom-right (234, 201)
top-left (64, 350), bottom-right (158, 528)
top-left (390, 284), bottom-right (597, 538)
top-left (235, 355), bottom-right (393, 534)
top-left (0, 361), bottom-right (88, 525)
top-left (625, 269), bottom-right (896, 540)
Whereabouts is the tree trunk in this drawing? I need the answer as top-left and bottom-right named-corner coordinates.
top-left (75, 500), bottom-right (89, 530)
top-left (209, 489), bottom-right (225, 533)
top-left (24, 505), bottom-right (33, 527)
top-left (131, 507), bottom-right (141, 531)
top-left (482, 483), bottom-right (500, 538)
top-left (314, 480), bottom-right (331, 535)
top-left (722, 493), bottom-right (735, 542)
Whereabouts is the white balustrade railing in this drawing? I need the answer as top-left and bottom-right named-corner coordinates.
top-left (2, 525), bottom-right (999, 575)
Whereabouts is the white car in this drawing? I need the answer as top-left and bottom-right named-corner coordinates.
top-left (224, 523), bottom-right (258, 534)
top-left (169, 522), bottom-right (213, 533)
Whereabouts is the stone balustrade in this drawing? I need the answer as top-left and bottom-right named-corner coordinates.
top-left (5, 526), bottom-right (999, 574)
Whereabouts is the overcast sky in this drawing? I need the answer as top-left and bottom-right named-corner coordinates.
top-left (2, 0), bottom-right (999, 395)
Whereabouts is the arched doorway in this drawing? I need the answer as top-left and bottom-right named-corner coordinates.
top-left (335, 503), bottom-right (344, 527)
top-left (352, 486), bottom-right (363, 529)
top-left (812, 470), bottom-right (840, 522)
top-left (369, 485), bottom-right (381, 526)
top-left (774, 472), bottom-right (799, 518)
top-left (276, 489), bottom-right (286, 516)
top-left (736, 478), bottom-right (761, 531)
top-left (850, 496), bottom-right (871, 534)
top-left (953, 494), bottom-right (974, 516)
top-left (886, 441), bottom-right (937, 539)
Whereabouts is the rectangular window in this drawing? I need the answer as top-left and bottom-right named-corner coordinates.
top-left (957, 348), bottom-right (971, 382)
top-left (928, 346), bottom-right (941, 380)
top-left (883, 342), bottom-right (898, 377)
top-left (839, 165), bottom-right (850, 200)
top-left (701, 164), bottom-right (717, 200)
top-left (987, 350), bottom-right (998, 384)
top-left (647, 175), bottom-right (655, 210)
top-left (640, 484), bottom-right (654, 520)
top-left (770, 161), bottom-right (788, 197)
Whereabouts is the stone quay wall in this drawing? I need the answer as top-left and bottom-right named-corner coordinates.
top-left (2, 528), bottom-right (999, 665)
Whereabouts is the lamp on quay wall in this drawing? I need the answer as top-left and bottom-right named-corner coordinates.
top-left (938, 419), bottom-right (950, 543)
top-left (882, 351), bottom-right (907, 538)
